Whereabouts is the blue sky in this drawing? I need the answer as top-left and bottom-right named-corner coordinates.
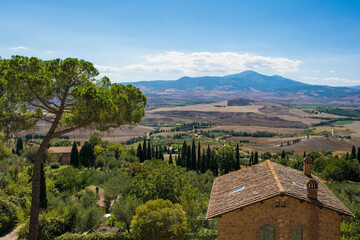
top-left (1, 0), bottom-right (359, 86)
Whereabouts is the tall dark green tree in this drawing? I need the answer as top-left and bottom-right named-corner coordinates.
top-left (191, 139), bottom-right (196, 171)
top-left (155, 146), bottom-right (159, 159)
top-left (39, 163), bottom-right (47, 210)
top-left (187, 145), bottom-right (191, 169)
top-left (158, 149), bottom-right (164, 160)
top-left (254, 151), bottom-right (259, 165)
top-left (79, 141), bottom-right (95, 168)
top-left (147, 140), bottom-right (151, 160)
top-left (281, 150), bottom-right (286, 159)
top-left (303, 151), bottom-right (306, 158)
top-left (151, 145), bottom-right (155, 159)
top-left (197, 142), bottom-right (201, 172)
top-left (142, 138), bottom-right (147, 161)
top-left (206, 145), bottom-right (211, 173)
top-left (70, 141), bottom-right (79, 167)
top-left (15, 137), bottom-right (23, 155)
top-left (169, 152), bottom-right (173, 165)
top-left (211, 148), bottom-right (218, 176)
top-left (176, 155), bottom-right (180, 166)
top-left (137, 143), bottom-right (143, 163)
top-left (235, 143), bottom-right (240, 170)
top-left (201, 149), bottom-right (206, 173)
top-left (181, 141), bottom-right (187, 167)
top-left (351, 146), bottom-right (356, 160)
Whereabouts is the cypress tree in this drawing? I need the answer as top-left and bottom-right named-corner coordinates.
top-left (235, 143), bottom-right (240, 170)
top-left (155, 146), bottom-right (159, 159)
top-left (79, 142), bottom-right (95, 168)
top-left (176, 155), bottom-right (180, 166)
top-left (201, 149), bottom-right (206, 173)
top-left (211, 148), bottom-right (218, 176)
top-left (70, 141), bottom-right (79, 167)
top-left (16, 138), bottom-right (23, 155)
top-left (181, 141), bottom-right (187, 167)
top-left (187, 146), bottom-right (191, 169)
top-left (206, 145), bottom-right (211, 172)
top-left (303, 151), bottom-right (306, 158)
top-left (147, 140), bottom-right (151, 160)
top-left (351, 146), bottom-right (356, 160)
top-left (281, 150), bottom-right (286, 159)
top-left (142, 138), bottom-right (147, 160)
top-left (191, 139), bottom-right (196, 171)
top-left (40, 163), bottom-right (47, 210)
top-left (169, 152), bottom-right (173, 165)
top-left (197, 142), bottom-right (201, 172)
top-left (159, 149), bottom-right (164, 160)
top-left (151, 145), bottom-right (155, 159)
top-left (137, 143), bottom-right (143, 162)
top-left (254, 151), bottom-right (259, 165)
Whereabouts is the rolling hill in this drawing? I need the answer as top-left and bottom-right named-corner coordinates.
top-left (123, 71), bottom-right (360, 105)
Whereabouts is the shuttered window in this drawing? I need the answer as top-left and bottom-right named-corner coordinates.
top-left (292, 230), bottom-right (303, 240)
top-left (260, 224), bottom-right (274, 240)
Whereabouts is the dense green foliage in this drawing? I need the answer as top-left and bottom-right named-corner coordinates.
top-left (130, 199), bottom-right (187, 240)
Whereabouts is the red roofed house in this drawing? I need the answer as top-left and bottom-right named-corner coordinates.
top-left (206, 157), bottom-right (353, 240)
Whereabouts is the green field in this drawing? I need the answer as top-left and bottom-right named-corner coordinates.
top-left (336, 120), bottom-right (354, 124)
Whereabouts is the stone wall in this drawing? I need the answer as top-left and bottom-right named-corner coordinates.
top-left (217, 195), bottom-right (341, 240)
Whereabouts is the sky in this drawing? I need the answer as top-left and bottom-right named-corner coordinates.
top-left (0, 0), bottom-right (359, 86)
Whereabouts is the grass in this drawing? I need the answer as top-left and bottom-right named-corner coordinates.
top-left (336, 120), bottom-right (354, 124)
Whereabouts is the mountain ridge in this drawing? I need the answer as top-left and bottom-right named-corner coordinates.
top-left (121, 71), bottom-right (360, 105)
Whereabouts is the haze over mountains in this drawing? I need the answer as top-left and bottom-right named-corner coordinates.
top-left (125, 71), bottom-right (360, 105)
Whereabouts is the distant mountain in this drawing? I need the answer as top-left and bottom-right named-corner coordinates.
top-left (126, 70), bottom-right (309, 92)
top-left (123, 71), bottom-right (360, 105)
top-left (350, 85), bottom-right (360, 90)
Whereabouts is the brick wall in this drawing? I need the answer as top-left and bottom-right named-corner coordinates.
top-left (217, 195), bottom-right (341, 240)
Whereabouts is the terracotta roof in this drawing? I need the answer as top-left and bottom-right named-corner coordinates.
top-left (206, 160), bottom-right (353, 219)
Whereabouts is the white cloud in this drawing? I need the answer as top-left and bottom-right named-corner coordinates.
top-left (94, 65), bottom-right (124, 81)
top-left (329, 70), bottom-right (336, 73)
top-left (313, 70), bottom-right (320, 73)
top-left (10, 46), bottom-right (31, 50)
top-left (122, 51), bottom-right (303, 75)
top-left (45, 50), bottom-right (54, 54)
top-left (323, 77), bottom-right (360, 84)
top-left (302, 76), bottom-right (319, 81)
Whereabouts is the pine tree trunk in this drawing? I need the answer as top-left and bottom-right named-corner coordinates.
top-left (27, 136), bottom-right (51, 240)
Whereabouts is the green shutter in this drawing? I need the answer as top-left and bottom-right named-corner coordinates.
top-left (260, 224), bottom-right (275, 240)
top-left (292, 230), bottom-right (303, 240)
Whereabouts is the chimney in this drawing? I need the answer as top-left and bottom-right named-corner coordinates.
top-left (303, 156), bottom-right (312, 176)
top-left (306, 179), bottom-right (318, 200)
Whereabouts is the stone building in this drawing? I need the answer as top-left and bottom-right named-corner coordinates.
top-left (206, 157), bottom-right (353, 240)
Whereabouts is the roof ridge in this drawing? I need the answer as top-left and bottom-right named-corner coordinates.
top-left (266, 160), bottom-right (285, 193)
top-left (214, 161), bottom-right (268, 180)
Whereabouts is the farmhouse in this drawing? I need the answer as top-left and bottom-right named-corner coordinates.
top-left (206, 157), bottom-right (353, 240)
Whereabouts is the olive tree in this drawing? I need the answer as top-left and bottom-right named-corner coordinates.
top-left (0, 56), bottom-right (146, 240)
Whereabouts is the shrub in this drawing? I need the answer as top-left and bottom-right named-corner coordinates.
top-left (131, 199), bottom-right (187, 240)
top-left (0, 198), bottom-right (17, 234)
top-left (51, 162), bottom-right (60, 169)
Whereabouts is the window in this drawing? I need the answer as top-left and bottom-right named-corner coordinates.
top-left (260, 224), bottom-right (275, 240)
top-left (275, 200), bottom-right (280, 208)
top-left (281, 200), bottom-right (286, 207)
top-left (292, 230), bottom-right (303, 240)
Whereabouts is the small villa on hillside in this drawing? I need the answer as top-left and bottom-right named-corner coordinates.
top-left (206, 157), bottom-right (353, 240)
